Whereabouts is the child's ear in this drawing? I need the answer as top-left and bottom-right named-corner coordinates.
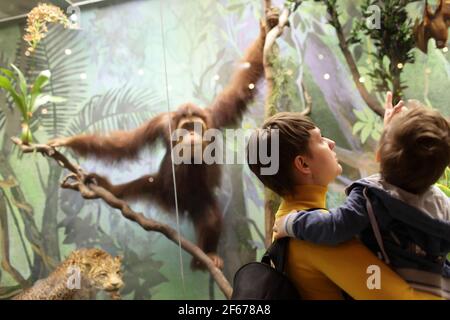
top-left (375, 149), bottom-right (381, 163)
top-left (294, 155), bottom-right (311, 175)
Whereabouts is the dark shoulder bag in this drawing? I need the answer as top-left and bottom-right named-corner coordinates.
top-left (231, 237), bottom-right (300, 300)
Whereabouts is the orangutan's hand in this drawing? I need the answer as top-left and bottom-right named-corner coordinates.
top-left (47, 137), bottom-right (71, 148)
top-left (84, 173), bottom-right (113, 191)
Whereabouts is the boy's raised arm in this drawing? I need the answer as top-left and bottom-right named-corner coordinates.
top-left (273, 186), bottom-right (370, 245)
top-left (383, 91), bottom-right (406, 127)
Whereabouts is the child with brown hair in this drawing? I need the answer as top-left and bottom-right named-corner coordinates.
top-left (273, 93), bottom-right (450, 298)
top-left (246, 93), bottom-right (442, 299)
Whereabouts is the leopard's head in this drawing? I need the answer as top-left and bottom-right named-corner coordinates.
top-left (69, 248), bottom-right (124, 296)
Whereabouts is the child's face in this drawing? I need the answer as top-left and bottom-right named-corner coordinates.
top-left (304, 127), bottom-right (342, 186)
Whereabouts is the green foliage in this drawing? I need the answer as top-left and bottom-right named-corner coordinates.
top-left (121, 250), bottom-right (168, 299)
top-left (436, 167), bottom-right (450, 197)
top-left (0, 64), bottom-right (65, 143)
top-left (352, 106), bottom-right (383, 143)
top-left (350, 0), bottom-right (417, 102)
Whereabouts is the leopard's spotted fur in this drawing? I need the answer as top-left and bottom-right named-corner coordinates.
top-left (13, 248), bottom-right (123, 300)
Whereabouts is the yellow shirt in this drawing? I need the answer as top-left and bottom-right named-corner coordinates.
top-left (274, 185), bottom-right (440, 300)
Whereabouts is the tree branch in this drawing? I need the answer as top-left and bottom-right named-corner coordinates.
top-left (262, 2), bottom-right (302, 247)
top-left (263, 6), bottom-right (291, 101)
top-left (323, 1), bottom-right (384, 116)
top-left (11, 137), bottom-right (233, 299)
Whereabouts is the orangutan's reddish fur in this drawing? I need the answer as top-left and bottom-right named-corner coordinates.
top-left (56, 24), bottom-right (270, 269)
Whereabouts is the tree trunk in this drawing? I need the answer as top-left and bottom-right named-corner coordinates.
top-left (325, 2), bottom-right (385, 117)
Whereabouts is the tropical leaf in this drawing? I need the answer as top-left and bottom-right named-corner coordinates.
top-left (354, 109), bottom-right (368, 122)
top-left (33, 94), bottom-right (66, 111)
top-left (0, 67), bottom-right (14, 78)
top-left (352, 121), bottom-right (365, 135)
top-left (31, 70), bottom-right (51, 97)
top-left (360, 124), bottom-right (372, 143)
top-left (371, 129), bottom-right (381, 141)
top-left (65, 86), bottom-right (162, 137)
top-left (0, 76), bottom-right (13, 91)
top-left (0, 75), bottom-right (26, 116)
top-left (10, 64), bottom-right (27, 99)
top-left (121, 250), bottom-right (167, 299)
top-left (353, 106), bottom-right (383, 143)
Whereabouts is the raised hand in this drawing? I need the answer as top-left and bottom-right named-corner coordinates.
top-left (383, 91), bottom-right (407, 127)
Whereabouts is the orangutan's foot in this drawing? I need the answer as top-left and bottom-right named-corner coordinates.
top-left (207, 253), bottom-right (224, 270)
top-left (190, 253), bottom-right (224, 271)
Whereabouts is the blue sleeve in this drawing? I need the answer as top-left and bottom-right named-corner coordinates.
top-left (285, 186), bottom-right (370, 245)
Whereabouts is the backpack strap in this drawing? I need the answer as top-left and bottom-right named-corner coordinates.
top-left (262, 207), bottom-right (327, 272)
top-left (363, 187), bottom-right (391, 265)
top-left (262, 238), bottom-right (289, 271)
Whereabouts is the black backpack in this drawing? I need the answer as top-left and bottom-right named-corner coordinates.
top-left (231, 237), bottom-right (301, 300)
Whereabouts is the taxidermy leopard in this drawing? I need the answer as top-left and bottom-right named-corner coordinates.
top-left (13, 248), bottom-right (124, 300)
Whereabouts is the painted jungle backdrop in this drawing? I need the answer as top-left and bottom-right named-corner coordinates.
top-left (0, 0), bottom-right (449, 299)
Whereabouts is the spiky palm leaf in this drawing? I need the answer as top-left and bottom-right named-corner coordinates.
top-left (65, 86), bottom-right (162, 136)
